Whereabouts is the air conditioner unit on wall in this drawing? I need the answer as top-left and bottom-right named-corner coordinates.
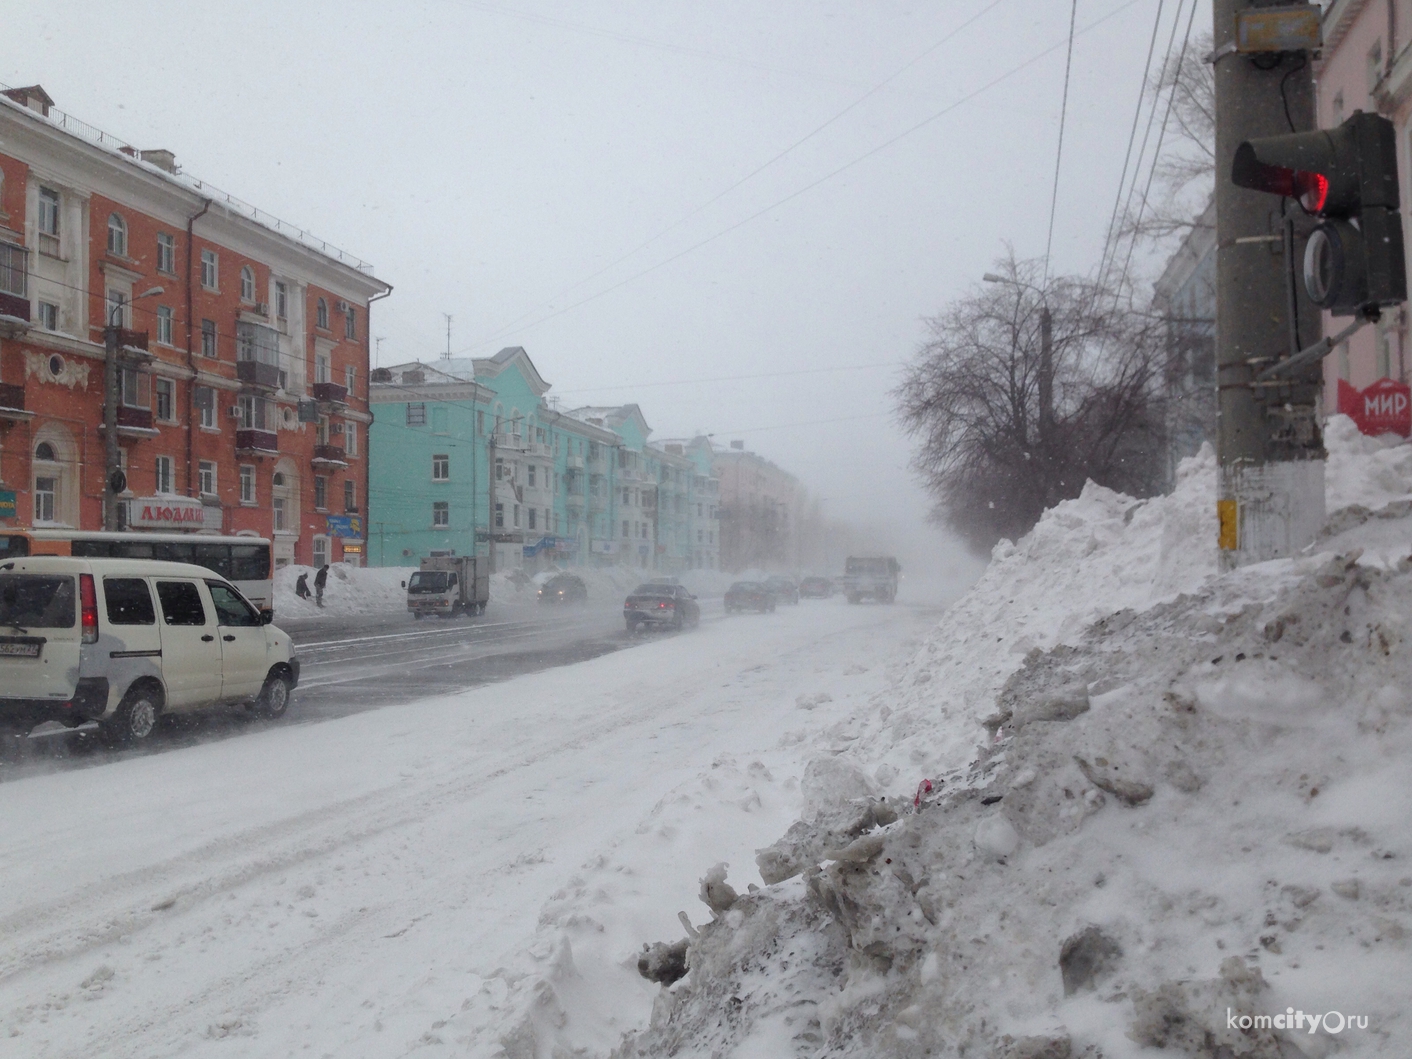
top-left (335, 300), bottom-right (349, 313)
top-left (330, 422), bottom-right (344, 434)
top-left (254, 302), bottom-right (269, 316)
top-left (228, 406), bottom-right (243, 419)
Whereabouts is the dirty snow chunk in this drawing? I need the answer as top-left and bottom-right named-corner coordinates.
top-left (80, 965), bottom-right (115, 990)
top-left (1128, 957), bottom-right (1277, 1057)
top-left (800, 758), bottom-right (875, 820)
top-left (795, 692), bottom-right (833, 710)
top-left (1058, 926), bottom-right (1122, 996)
top-left (698, 863), bottom-right (738, 915)
top-left (821, 832), bottom-right (886, 864)
top-left (636, 939), bottom-right (689, 986)
top-left (994, 1034), bottom-right (1074, 1059)
top-left (973, 814), bottom-right (1019, 860)
top-left (1074, 755), bottom-right (1153, 806)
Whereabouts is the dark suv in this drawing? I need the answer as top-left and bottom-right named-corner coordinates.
top-left (725, 581), bottom-right (775, 613)
top-left (764, 575), bottom-right (799, 604)
top-left (538, 573), bottom-right (587, 604)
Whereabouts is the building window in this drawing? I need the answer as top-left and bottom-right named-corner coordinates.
top-left (345, 421), bottom-right (358, 457)
top-left (34, 475), bottom-right (57, 522)
top-left (156, 305), bottom-right (174, 346)
top-left (433, 501), bottom-right (449, 527)
top-left (38, 301), bottom-right (59, 330)
top-left (275, 281), bottom-right (288, 320)
top-left (107, 289), bottom-right (127, 328)
top-left (344, 305), bottom-right (356, 339)
top-left (314, 475), bottom-right (328, 510)
top-left (273, 495), bottom-right (288, 533)
top-left (528, 508), bottom-right (537, 530)
top-left (201, 318), bottom-right (217, 358)
top-left (201, 249), bottom-right (218, 290)
top-left (107, 212), bottom-right (127, 257)
top-left (495, 502), bottom-right (504, 528)
top-left (528, 464), bottom-right (537, 488)
top-left (157, 232), bottom-right (176, 274)
top-left (155, 377), bottom-right (175, 422)
top-left (197, 386), bottom-right (216, 428)
top-left (345, 365), bottom-right (356, 393)
top-left (240, 266), bottom-right (255, 303)
top-left (312, 535), bottom-right (329, 568)
top-left (240, 465), bottom-right (256, 504)
top-left (117, 367), bottom-right (150, 409)
top-left (344, 479), bottom-right (356, 512)
top-left (316, 297), bottom-right (329, 329)
top-left (622, 520), bottom-right (630, 538)
top-left (315, 352), bottom-right (330, 384)
top-left (155, 455), bottom-right (174, 494)
top-left (38, 187), bottom-right (60, 256)
top-left (406, 402), bottom-right (426, 426)
top-left (513, 504), bottom-right (520, 528)
top-left (198, 460), bottom-right (216, 496)
top-left (432, 453), bottom-right (449, 480)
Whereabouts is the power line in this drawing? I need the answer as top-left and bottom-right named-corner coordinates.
top-left (1043, 0), bottom-right (1079, 286)
top-left (553, 361), bottom-right (902, 396)
top-left (459, 0), bottom-right (1147, 351)
top-left (1097, 0), bottom-right (1167, 285)
top-left (461, 0), bottom-right (1010, 353)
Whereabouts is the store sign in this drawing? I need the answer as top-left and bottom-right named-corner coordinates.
top-left (590, 540), bottom-right (618, 554)
top-left (1338, 378), bottom-right (1412, 438)
top-left (326, 515), bottom-right (364, 538)
top-left (341, 543), bottom-right (363, 554)
top-left (129, 496), bottom-right (206, 528)
top-left (0, 490), bottom-right (15, 519)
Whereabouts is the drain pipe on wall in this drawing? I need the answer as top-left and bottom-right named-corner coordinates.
top-left (185, 198), bottom-right (212, 497)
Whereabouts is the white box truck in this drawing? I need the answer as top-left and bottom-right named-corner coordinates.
top-left (404, 556), bottom-right (489, 618)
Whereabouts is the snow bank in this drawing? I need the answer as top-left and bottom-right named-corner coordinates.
top-left (273, 563), bottom-right (413, 617)
top-left (621, 425), bottom-right (1412, 1057)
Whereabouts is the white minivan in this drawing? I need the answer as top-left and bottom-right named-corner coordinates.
top-left (0, 556), bottom-right (300, 743)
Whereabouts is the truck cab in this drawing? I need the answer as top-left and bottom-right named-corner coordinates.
top-left (405, 556), bottom-right (489, 619)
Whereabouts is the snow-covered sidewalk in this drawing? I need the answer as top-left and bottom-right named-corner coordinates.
top-left (0, 599), bottom-right (943, 1057)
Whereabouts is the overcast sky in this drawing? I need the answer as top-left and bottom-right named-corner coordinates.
top-left (8, 0), bottom-right (1208, 576)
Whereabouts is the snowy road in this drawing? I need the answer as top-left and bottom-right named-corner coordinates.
top-left (0, 596), bottom-right (944, 1057)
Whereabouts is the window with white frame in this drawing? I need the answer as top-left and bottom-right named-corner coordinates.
top-left (156, 232), bottom-right (176, 274)
top-left (495, 502), bottom-right (504, 528)
top-left (154, 455), bottom-right (174, 494)
top-left (345, 364), bottom-right (355, 393)
top-left (38, 187), bottom-right (60, 256)
top-left (432, 453), bottom-right (449, 480)
top-left (156, 305), bottom-right (174, 346)
top-left (315, 352), bottom-right (330, 384)
top-left (275, 281), bottom-right (288, 320)
top-left (106, 289), bottom-right (127, 328)
top-left (240, 266), bottom-right (255, 303)
top-left (345, 421), bottom-right (358, 457)
top-left (240, 464), bottom-right (256, 504)
top-left (273, 495), bottom-right (288, 533)
top-left (155, 377), bottom-right (175, 422)
top-left (406, 402), bottom-right (426, 426)
top-left (117, 367), bottom-right (150, 409)
top-left (528, 508), bottom-right (537, 530)
top-left (34, 474), bottom-right (56, 522)
top-left (38, 301), bottom-right (58, 330)
top-left (198, 386), bottom-right (216, 429)
top-left (201, 318), bottom-right (217, 358)
top-left (201, 249), bottom-right (218, 290)
top-left (433, 501), bottom-right (449, 527)
top-left (107, 213), bottom-right (127, 257)
top-left (528, 464), bottom-right (537, 488)
top-left (199, 460), bottom-right (217, 496)
top-left (317, 297), bottom-right (329, 329)
top-left (344, 305), bottom-right (356, 339)
top-left (312, 535), bottom-right (329, 568)
top-left (314, 475), bottom-right (328, 510)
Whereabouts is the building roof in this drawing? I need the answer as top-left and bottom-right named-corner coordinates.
top-left (470, 346), bottom-right (551, 395)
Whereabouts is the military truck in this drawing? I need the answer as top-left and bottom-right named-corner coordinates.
top-left (839, 556), bottom-right (900, 604)
top-left (404, 556), bottom-right (489, 618)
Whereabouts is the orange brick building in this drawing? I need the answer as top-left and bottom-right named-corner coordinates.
top-left (0, 86), bottom-right (390, 567)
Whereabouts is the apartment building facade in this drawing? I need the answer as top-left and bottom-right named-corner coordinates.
top-left (711, 441), bottom-right (805, 573)
top-left (0, 85), bottom-right (389, 567)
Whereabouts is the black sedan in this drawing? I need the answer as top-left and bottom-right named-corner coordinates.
top-left (764, 575), bottom-right (800, 604)
top-left (538, 573), bottom-right (588, 604)
top-left (624, 583), bottom-right (700, 632)
top-left (725, 581), bottom-right (776, 613)
top-left (799, 576), bottom-right (833, 598)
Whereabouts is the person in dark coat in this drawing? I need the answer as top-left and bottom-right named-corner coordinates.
top-left (314, 564), bottom-right (329, 607)
top-left (295, 572), bottom-right (312, 600)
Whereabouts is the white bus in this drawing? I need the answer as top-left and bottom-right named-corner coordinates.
top-left (0, 530), bottom-right (275, 614)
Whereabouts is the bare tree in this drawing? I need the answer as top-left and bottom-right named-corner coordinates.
top-left (895, 256), bottom-right (1168, 553)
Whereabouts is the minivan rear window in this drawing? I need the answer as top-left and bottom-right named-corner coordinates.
top-left (104, 577), bottom-right (156, 625)
top-left (0, 574), bottom-right (76, 629)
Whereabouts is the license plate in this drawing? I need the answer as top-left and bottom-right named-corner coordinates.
top-left (0, 641), bottom-right (40, 658)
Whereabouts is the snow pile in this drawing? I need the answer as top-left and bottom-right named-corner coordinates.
top-left (273, 563), bottom-right (413, 617)
top-left (1324, 413), bottom-right (1412, 514)
top-left (618, 428), bottom-right (1412, 1057)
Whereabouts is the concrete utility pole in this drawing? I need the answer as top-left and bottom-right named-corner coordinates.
top-left (1213, 0), bottom-right (1325, 568)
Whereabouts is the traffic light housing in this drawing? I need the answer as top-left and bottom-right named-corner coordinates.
top-left (1232, 110), bottom-right (1406, 316)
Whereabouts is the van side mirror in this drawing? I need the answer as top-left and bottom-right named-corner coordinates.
top-left (260, 609), bottom-right (274, 625)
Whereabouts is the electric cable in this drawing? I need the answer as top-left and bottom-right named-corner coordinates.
top-left (1043, 0), bottom-right (1079, 286)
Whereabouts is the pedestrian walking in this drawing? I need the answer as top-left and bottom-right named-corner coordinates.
top-left (314, 564), bottom-right (329, 608)
top-left (295, 572), bottom-right (312, 600)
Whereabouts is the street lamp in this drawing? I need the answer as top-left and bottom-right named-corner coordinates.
top-left (983, 273), bottom-right (1053, 445)
top-left (103, 285), bottom-right (164, 530)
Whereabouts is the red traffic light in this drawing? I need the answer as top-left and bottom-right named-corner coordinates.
top-left (1232, 159), bottom-right (1328, 212)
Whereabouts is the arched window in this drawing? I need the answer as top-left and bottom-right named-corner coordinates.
top-left (240, 266), bottom-right (255, 303)
top-left (106, 212), bottom-right (127, 257)
top-left (344, 305), bottom-right (356, 339)
top-left (316, 297), bottom-right (329, 330)
top-left (34, 441), bottom-right (56, 462)
top-left (32, 428), bottom-right (74, 526)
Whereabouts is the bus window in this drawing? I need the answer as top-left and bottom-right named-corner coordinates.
top-left (194, 543), bottom-right (233, 578)
top-left (153, 542), bottom-right (196, 564)
top-left (231, 545), bottom-right (271, 581)
top-left (0, 535), bottom-right (32, 560)
top-left (72, 540), bottom-right (115, 558)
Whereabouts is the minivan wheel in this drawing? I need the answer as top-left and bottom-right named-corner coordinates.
top-left (256, 672), bottom-right (293, 719)
top-left (101, 686), bottom-right (161, 746)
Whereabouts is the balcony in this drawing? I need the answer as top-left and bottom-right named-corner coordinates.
top-left (237, 359), bottom-right (281, 391)
top-left (565, 455), bottom-right (585, 471)
top-left (312, 443), bottom-right (347, 467)
top-left (0, 291), bottom-right (29, 336)
top-left (311, 381), bottom-right (348, 406)
top-left (492, 432), bottom-right (525, 451)
top-left (0, 382), bottom-right (31, 423)
top-left (236, 428), bottom-right (279, 454)
top-left (114, 329), bottom-right (152, 362)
